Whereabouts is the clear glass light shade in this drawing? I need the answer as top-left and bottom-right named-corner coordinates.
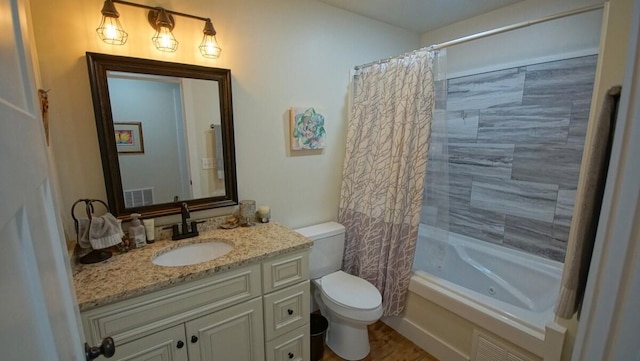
top-left (152, 26), bottom-right (179, 52)
top-left (199, 34), bottom-right (221, 59)
top-left (96, 16), bottom-right (128, 45)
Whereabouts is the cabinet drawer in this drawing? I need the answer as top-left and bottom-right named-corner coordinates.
top-left (262, 251), bottom-right (309, 293)
top-left (265, 324), bottom-right (310, 361)
top-left (82, 264), bottom-right (261, 345)
top-left (264, 280), bottom-right (310, 340)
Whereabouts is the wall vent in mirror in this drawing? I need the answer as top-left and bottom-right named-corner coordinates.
top-left (124, 188), bottom-right (154, 208)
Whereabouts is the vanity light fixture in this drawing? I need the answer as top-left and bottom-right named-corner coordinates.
top-left (96, 0), bottom-right (222, 58)
top-left (96, 0), bottom-right (128, 45)
top-left (199, 19), bottom-right (222, 59)
top-left (149, 8), bottom-right (178, 52)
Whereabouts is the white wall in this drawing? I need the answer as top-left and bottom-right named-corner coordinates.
top-left (421, 0), bottom-right (604, 77)
top-left (29, 0), bottom-right (420, 236)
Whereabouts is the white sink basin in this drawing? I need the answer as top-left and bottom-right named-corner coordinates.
top-left (152, 241), bottom-right (233, 267)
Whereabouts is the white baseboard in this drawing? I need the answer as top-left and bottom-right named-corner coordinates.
top-left (382, 316), bottom-right (469, 361)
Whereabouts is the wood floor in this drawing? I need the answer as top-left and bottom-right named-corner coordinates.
top-left (320, 321), bottom-right (439, 361)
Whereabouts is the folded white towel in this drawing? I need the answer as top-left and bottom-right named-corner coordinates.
top-left (77, 213), bottom-right (124, 250)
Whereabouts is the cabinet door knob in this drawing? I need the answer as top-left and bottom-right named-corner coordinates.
top-left (191, 335), bottom-right (199, 343)
top-left (85, 337), bottom-right (115, 360)
top-left (287, 309), bottom-right (294, 315)
top-left (177, 340), bottom-right (184, 349)
top-left (288, 352), bottom-right (294, 359)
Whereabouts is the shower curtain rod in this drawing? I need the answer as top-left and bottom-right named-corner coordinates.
top-left (354, 3), bottom-right (605, 71)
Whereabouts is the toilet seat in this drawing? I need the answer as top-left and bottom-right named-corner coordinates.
top-left (320, 271), bottom-right (382, 310)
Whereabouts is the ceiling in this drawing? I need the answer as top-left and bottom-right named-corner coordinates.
top-left (319, 0), bottom-right (524, 33)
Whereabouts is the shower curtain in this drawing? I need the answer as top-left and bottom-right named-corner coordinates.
top-left (338, 49), bottom-right (445, 316)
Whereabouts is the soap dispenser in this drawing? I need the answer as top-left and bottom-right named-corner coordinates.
top-left (129, 213), bottom-right (147, 248)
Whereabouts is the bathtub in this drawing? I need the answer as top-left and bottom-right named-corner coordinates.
top-left (413, 224), bottom-right (562, 330)
top-left (386, 224), bottom-right (566, 360)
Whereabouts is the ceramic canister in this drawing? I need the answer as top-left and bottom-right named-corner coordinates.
top-left (239, 200), bottom-right (256, 225)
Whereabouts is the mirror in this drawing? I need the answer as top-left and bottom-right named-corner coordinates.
top-left (86, 52), bottom-right (238, 219)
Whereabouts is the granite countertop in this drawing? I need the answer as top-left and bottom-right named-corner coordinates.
top-left (73, 222), bottom-right (312, 311)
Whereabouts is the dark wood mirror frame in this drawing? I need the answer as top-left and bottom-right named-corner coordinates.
top-left (86, 52), bottom-right (238, 219)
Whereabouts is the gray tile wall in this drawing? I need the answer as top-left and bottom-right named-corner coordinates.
top-left (421, 55), bottom-right (597, 262)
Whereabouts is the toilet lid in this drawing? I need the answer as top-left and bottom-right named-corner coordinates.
top-left (320, 271), bottom-right (382, 310)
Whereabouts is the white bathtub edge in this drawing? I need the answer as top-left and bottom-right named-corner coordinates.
top-left (409, 274), bottom-right (548, 356)
top-left (382, 316), bottom-right (469, 361)
top-left (543, 322), bottom-right (567, 361)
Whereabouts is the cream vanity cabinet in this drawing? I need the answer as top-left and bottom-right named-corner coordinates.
top-left (262, 251), bottom-right (311, 361)
top-left (81, 250), bottom-right (310, 361)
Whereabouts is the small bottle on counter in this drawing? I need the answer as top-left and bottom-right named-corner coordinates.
top-left (143, 218), bottom-right (155, 243)
top-left (129, 213), bottom-right (147, 248)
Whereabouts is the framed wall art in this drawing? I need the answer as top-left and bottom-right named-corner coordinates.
top-left (289, 107), bottom-right (326, 150)
top-left (114, 122), bottom-right (144, 154)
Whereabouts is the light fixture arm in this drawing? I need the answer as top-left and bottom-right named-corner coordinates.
top-left (203, 19), bottom-right (216, 36)
top-left (112, 0), bottom-right (209, 22)
top-left (100, 0), bottom-right (120, 18)
top-left (148, 8), bottom-right (175, 31)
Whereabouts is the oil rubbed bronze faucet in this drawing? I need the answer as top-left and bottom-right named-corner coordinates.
top-left (167, 203), bottom-right (201, 240)
top-left (180, 202), bottom-right (190, 234)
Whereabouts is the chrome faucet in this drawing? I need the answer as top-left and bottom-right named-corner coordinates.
top-left (167, 203), bottom-right (201, 240)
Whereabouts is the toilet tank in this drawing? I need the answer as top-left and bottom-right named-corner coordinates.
top-left (295, 222), bottom-right (345, 280)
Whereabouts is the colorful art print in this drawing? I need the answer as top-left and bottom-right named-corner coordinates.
top-left (114, 122), bottom-right (144, 154)
top-left (289, 107), bottom-right (326, 150)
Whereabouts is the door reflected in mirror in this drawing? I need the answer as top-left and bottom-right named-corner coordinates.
top-left (108, 72), bottom-right (225, 207)
top-left (86, 53), bottom-right (238, 219)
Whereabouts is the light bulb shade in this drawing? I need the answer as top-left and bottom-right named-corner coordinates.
top-left (96, 15), bottom-right (128, 45)
top-left (199, 34), bottom-right (221, 58)
top-left (149, 9), bottom-right (177, 52)
top-left (152, 26), bottom-right (179, 52)
top-left (96, 0), bottom-right (127, 45)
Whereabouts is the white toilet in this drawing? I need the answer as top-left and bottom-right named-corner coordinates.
top-left (295, 222), bottom-right (383, 361)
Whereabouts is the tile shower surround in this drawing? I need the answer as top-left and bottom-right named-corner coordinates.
top-left (421, 55), bottom-right (597, 262)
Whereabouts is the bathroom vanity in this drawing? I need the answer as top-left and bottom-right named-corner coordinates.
top-left (74, 223), bottom-right (312, 361)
